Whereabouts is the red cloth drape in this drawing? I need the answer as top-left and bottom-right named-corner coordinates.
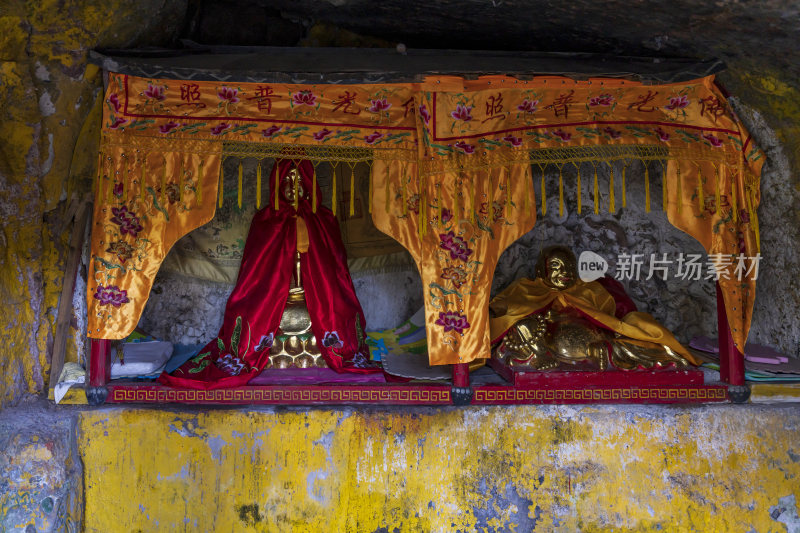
top-left (159, 159), bottom-right (377, 389)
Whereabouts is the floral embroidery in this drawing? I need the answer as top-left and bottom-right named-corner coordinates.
top-left (439, 231), bottom-right (473, 261)
top-left (588, 94), bottom-right (615, 107)
top-left (435, 311), bottom-right (470, 334)
top-left (143, 84), bottom-right (165, 101)
top-left (217, 87), bottom-right (239, 104)
top-left (517, 99), bottom-right (539, 113)
top-left (93, 285), bottom-right (130, 307)
top-left (665, 95), bottom-right (690, 110)
top-left (106, 240), bottom-right (135, 263)
top-left (440, 207), bottom-right (453, 224)
top-left (703, 133), bottom-right (723, 147)
top-left (108, 117), bottom-right (127, 129)
top-left (368, 98), bottom-right (391, 113)
top-left (479, 201), bottom-right (504, 222)
top-left (502, 135), bottom-right (522, 147)
top-left (112, 182), bottom-right (124, 197)
top-left (407, 194), bottom-right (420, 214)
top-left (216, 353), bottom-right (248, 376)
top-left (704, 195), bottom-right (729, 215)
top-left (158, 182), bottom-right (180, 204)
top-left (454, 141), bottom-right (475, 154)
top-left (603, 126), bottom-right (622, 139)
top-left (450, 104), bottom-right (473, 121)
top-left (292, 90), bottom-right (317, 107)
top-left (551, 129), bottom-right (572, 142)
top-left (364, 131), bottom-right (383, 144)
top-left (419, 104), bottom-right (431, 124)
top-left (441, 266), bottom-right (468, 289)
top-left (739, 209), bottom-right (750, 223)
top-left (262, 125), bottom-right (282, 138)
top-left (210, 123), bottom-right (231, 135)
top-left (110, 206), bottom-right (143, 237)
top-left (108, 93), bottom-right (121, 112)
top-left (654, 127), bottom-right (670, 142)
top-left (159, 121), bottom-right (179, 134)
top-left (322, 331), bottom-right (344, 349)
top-left (254, 333), bottom-right (274, 352)
top-left (314, 128), bottom-right (333, 141)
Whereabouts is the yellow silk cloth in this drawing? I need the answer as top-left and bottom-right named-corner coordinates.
top-left (489, 277), bottom-right (699, 365)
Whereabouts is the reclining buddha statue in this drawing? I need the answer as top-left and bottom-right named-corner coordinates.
top-left (160, 158), bottom-right (378, 389)
top-left (489, 245), bottom-right (698, 371)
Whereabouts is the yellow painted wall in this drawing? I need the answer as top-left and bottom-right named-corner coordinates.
top-left (79, 405), bottom-right (800, 532)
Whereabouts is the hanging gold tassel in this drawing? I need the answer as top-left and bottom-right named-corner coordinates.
top-left (573, 162), bottom-right (582, 215)
top-left (312, 162), bottom-right (319, 213)
top-left (644, 161), bottom-right (651, 213)
top-left (385, 165), bottom-right (391, 214)
top-left (454, 178), bottom-right (460, 222)
top-left (419, 171), bottom-right (427, 237)
top-left (179, 159), bottom-right (184, 203)
top-left (401, 170), bottom-right (408, 216)
top-left (713, 162), bottom-right (721, 215)
top-left (332, 162), bottom-right (337, 217)
top-left (593, 162), bottom-right (599, 215)
top-left (218, 163), bottom-right (224, 208)
top-left (349, 163), bottom-right (356, 217)
top-left (161, 155), bottom-right (167, 206)
top-left (367, 164), bottom-right (373, 215)
top-left (237, 161), bottom-right (243, 209)
top-left (504, 171), bottom-right (511, 219)
top-left (540, 164), bottom-right (547, 216)
top-left (730, 168), bottom-right (738, 223)
top-left (293, 166), bottom-right (299, 211)
top-left (747, 187), bottom-right (760, 252)
top-left (676, 161), bottom-right (682, 214)
top-left (608, 162), bottom-right (615, 213)
top-left (196, 158), bottom-right (204, 206)
top-left (558, 164), bottom-right (564, 217)
top-left (621, 162), bottom-right (628, 209)
top-left (696, 164), bottom-right (704, 213)
top-left (524, 165), bottom-right (531, 215)
top-left (140, 154), bottom-right (147, 202)
top-left (470, 173), bottom-right (476, 223)
top-left (256, 161), bottom-right (262, 209)
top-left (661, 161), bottom-right (668, 213)
top-left (274, 160), bottom-right (280, 210)
top-left (486, 172), bottom-right (493, 219)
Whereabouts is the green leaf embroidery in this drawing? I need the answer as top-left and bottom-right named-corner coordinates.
top-left (188, 359), bottom-right (211, 374)
top-left (217, 338), bottom-right (226, 353)
top-left (230, 316), bottom-right (242, 356)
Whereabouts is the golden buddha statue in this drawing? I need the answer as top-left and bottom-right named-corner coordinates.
top-left (490, 245), bottom-right (697, 371)
top-left (266, 168), bottom-right (326, 369)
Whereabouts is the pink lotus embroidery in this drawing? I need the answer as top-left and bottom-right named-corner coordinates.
top-left (94, 285), bottom-right (130, 307)
top-left (108, 116), bottom-right (127, 129)
top-left (441, 266), bottom-right (468, 289)
top-left (589, 94), bottom-right (615, 107)
top-left (210, 123), bottom-right (231, 135)
top-left (143, 84), bottom-right (165, 101)
top-left (517, 99), bottom-right (539, 113)
top-left (364, 131), bottom-right (384, 144)
top-left (108, 93), bottom-right (121, 112)
top-left (450, 104), bottom-right (473, 121)
top-left (654, 127), bottom-right (671, 142)
top-left (603, 126), bottom-right (622, 139)
top-left (439, 231), bottom-right (473, 261)
top-left (479, 201), bottom-right (504, 222)
top-left (419, 104), bottom-right (431, 125)
top-left (503, 135), bottom-right (522, 146)
top-left (110, 206), bottom-right (143, 237)
top-left (440, 207), bottom-right (453, 224)
top-left (216, 353), bottom-right (247, 376)
top-left (454, 141), bottom-right (475, 154)
top-left (703, 133), bottom-right (723, 147)
top-left (262, 125), bottom-right (281, 138)
top-left (217, 87), bottom-right (239, 103)
top-left (435, 311), bottom-right (470, 334)
top-left (322, 331), bottom-right (344, 349)
top-left (314, 128), bottom-right (333, 141)
top-left (113, 182), bottom-right (124, 197)
top-left (665, 95), bottom-right (690, 110)
top-left (158, 121), bottom-right (179, 134)
top-left (368, 98), bottom-right (391, 113)
top-left (292, 90), bottom-right (317, 107)
top-left (552, 129), bottom-right (572, 141)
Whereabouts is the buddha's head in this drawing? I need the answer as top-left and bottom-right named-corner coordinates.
top-left (281, 167), bottom-right (305, 204)
top-left (535, 245), bottom-right (577, 290)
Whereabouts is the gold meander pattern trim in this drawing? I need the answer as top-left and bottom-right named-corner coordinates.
top-left (473, 387), bottom-right (727, 402)
top-left (111, 388), bottom-right (452, 403)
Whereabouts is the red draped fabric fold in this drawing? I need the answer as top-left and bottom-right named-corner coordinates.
top-left (159, 159), bottom-right (377, 390)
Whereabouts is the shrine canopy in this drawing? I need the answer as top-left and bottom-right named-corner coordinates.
top-left (87, 48), bottom-right (764, 368)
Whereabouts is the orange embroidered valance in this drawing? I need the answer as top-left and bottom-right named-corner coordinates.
top-left (88, 71), bottom-right (764, 367)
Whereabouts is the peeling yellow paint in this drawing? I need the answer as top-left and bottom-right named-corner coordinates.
top-left (79, 407), bottom-right (800, 532)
